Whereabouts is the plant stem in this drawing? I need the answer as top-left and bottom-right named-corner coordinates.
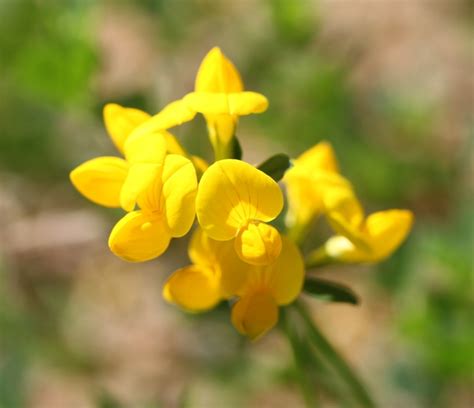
top-left (294, 300), bottom-right (376, 408)
top-left (305, 246), bottom-right (334, 269)
top-left (282, 309), bottom-right (318, 408)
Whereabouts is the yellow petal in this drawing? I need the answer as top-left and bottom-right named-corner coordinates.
top-left (364, 209), bottom-right (414, 261)
top-left (187, 228), bottom-right (249, 297)
top-left (130, 99), bottom-right (196, 139)
top-left (123, 131), bottom-right (167, 165)
top-left (283, 142), bottom-right (347, 228)
top-left (108, 211), bottom-right (171, 262)
top-left (195, 47), bottom-right (243, 93)
top-left (284, 172), bottom-right (323, 226)
top-left (187, 227), bottom-right (215, 267)
top-left (323, 187), bottom-right (368, 250)
top-left (103, 103), bottom-right (150, 153)
top-left (120, 163), bottom-right (161, 212)
top-left (183, 92), bottom-right (268, 116)
top-left (267, 236), bottom-right (305, 305)
top-left (163, 265), bottom-right (221, 312)
top-left (231, 291), bottom-right (279, 340)
top-left (162, 130), bottom-right (186, 156)
top-left (121, 132), bottom-right (167, 211)
top-left (196, 159), bottom-right (284, 240)
top-left (284, 170), bottom-right (352, 227)
top-left (191, 155), bottom-right (209, 176)
top-left (235, 222), bottom-right (282, 265)
top-left (70, 157), bottom-right (129, 207)
top-left (205, 114), bottom-right (237, 146)
top-left (324, 235), bottom-right (359, 261)
top-left (325, 210), bottom-right (413, 263)
top-left (161, 154), bottom-right (198, 237)
top-left (295, 141), bottom-right (339, 173)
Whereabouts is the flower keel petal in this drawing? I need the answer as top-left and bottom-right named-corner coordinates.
top-left (108, 211), bottom-right (171, 262)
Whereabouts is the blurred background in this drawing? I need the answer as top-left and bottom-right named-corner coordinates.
top-left (0, 0), bottom-right (472, 407)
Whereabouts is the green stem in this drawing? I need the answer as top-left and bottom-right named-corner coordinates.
top-left (282, 309), bottom-right (318, 408)
top-left (287, 221), bottom-right (312, 246)
top-left (305, 246), bottom-right (335, 269)
top-left (294, 300), bottom-right (376, 408)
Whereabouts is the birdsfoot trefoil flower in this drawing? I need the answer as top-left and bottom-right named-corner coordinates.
top-left (109, 153), bottom-right (197, 262)
top-left (196, 159), bottom-right (283, 265)
top-left (70, 46), bottom-right (414, 342)
top-left (311, 187), bottom-right (414, 264)
top-left (183, 47), bottom-right (268, 160)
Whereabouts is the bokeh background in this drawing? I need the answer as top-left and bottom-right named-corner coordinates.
top-left (0, 0), bottom-right (472, 407)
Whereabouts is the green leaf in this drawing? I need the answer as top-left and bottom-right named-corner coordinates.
top-left (304, 277), bottom-right (359, 305)
top-left (257, 153), bottom-right (291, 181)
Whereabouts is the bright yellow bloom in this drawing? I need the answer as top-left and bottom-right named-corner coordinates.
top-left (162, 228), bottom-right (248, 311)
top-left (183, 47), bottom-right (268, 159)
top-left (69, 133), bottom-right (166, 211)
top-left (320, 188), bottom-right (414, 263)
top-left (108, 153), bottom-right (198, 262)
top-left (196, 159), bottom-right (284, 265)
top-left (283, 141), bottom-right (352, 229)
top-left (103, 101), bottom-right (194, 155)
top-left (163, 230), bottom-right (304, 340)
top-left (103, 103), bottom-right (151, 154)
top-left (71, 102), bottom-right (203, 210)
top-left (231, 236), bottom-right (304, 340)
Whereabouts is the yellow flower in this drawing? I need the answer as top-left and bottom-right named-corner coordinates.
top-left (283, 141), bottom-right (352, 229)
top-left (162, 228), bottom-right (248, 312)
top-left (103, 101), bottom-right (195, 155)
top-left (320, 188), bottom-right (414, 263)
top-left (163, 230), bottom-right (305, 340)
top-left (231, 236), bottom-right (305, 340)
top-left (196, 159), bottom-right (284, 265)
top-left (108, 153), bottom-right (198, 262)
top-left (70, 102), bottom-right (203, 210)
top-left (183, 47), bottom-right (268, 159)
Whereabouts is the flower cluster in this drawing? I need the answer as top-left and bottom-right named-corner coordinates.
top-left (70, 47), bottom-right (413, 340)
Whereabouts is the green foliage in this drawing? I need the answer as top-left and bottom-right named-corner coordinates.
top-left (1, 0), bottom-right (97, 106)
top-left (257, 153), bottom-right (291, 182)
top-left (269, 0), bottom-right (316, 46)
top-left (0, 0), bottom-right (97, 177)
top-left (303, 277), bottom-right (360, 305)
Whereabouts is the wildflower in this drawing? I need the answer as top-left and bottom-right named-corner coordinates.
top-left (183, 47), bottom-right (268, 159)
top-left (163, 229), bottom-right (304, 340)
top-left (283, 141), bottom-right (352, 231)
top-left (316, 188), bottom-right (414, 263)
top-left (108, 153), bottom-right (198, 262)
top-left (231, 236), bottom-right (304, 340)
top-left (103, 101), bottom-right (195, 157)
top-left (162, 228), bottom-right (248, 311)
top-left (196, 159), bottom-right (284, 265)
top-left (70, 102), bottom-right (201, 210)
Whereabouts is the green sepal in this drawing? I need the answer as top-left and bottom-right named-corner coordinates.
top-left (303, 277), bottom-right (359, 305)
top-left (231, 136), bottom-right (242, 160)
top-left (257, 153), bottom-right (291, 181)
